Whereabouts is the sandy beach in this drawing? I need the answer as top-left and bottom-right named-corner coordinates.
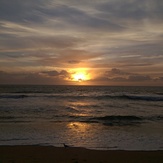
top-left (0, 146), bottom-right (163, 163)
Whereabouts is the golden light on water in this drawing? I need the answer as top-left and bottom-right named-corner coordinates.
top-left (67, 122), bottom-right (91, 133)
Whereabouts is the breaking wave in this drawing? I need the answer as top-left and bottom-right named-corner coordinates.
top-left (89, 115), bottom-right (143, 126)
top-left (91, 115), bottom-right (142, 121)
top-left (121, 94), bottom-right (163, 101)
top-left (0, 93), bottom-right (163, 101)
top-left (0, 114), bottom-right (163, 126)
top-left (0, 94), bottom-right (28, 99)
top-left (96, 94), bottom-right (163, 101)
top-left (89, 115), bottom-right (163, 126)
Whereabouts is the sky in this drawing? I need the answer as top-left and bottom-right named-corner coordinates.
top-left (0, 0), bottom-right (163, 86)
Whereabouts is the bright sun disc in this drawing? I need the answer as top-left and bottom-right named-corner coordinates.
top-left (74, 73), bottom-right (85, 82)
top-left (72, 71), bottom-right (90, 82)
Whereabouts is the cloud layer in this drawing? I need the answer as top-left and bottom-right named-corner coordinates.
top-left (0, 0), bottom-right (163, 85)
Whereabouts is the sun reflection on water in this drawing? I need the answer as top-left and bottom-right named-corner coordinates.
top-left (67, 122), bottom-right (91, 133)
top-left (67, 101), bottom-right (94, 118)
top-left (65, 122), bottom-right (95, 148)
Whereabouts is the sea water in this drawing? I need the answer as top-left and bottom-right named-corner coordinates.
top-left (0, 85), bottom-right (163, 150)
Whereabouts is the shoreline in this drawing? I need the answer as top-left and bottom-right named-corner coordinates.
top-left (0, 145), bottom-right (163, 163)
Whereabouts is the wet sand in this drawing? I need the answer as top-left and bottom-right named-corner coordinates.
top-left (0, 146), bottom-right (163, 163)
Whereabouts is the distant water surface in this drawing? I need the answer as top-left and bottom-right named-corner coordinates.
top-left (0, 85), bottom-right (163, 150)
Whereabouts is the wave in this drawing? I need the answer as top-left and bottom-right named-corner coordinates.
top-left (0, 120), bottom-right (32, 123)
top-left (50, 94), bottom-right (163, 101)
top-left (90, 115), bottom-right (142, 126)
top-left (0, 116), bottom-right (16, 120)
top-left (1, 93), bottom-right (163, 102)
top-left (156, 92), bottom-right (163, 95)
top-left (0, 114), bottom-right (162, 126)
top-left (0, 138), bottom-right (29, 142)
top-left (91, 115), bottom-right (142, 121)
top-left (96, 94), bottom-right (163, 101)
top-left (66, 107), bottom-right (80, 113)
top-left (89, 115), bottom-right (163, 126)
top-left (0, 94), bottom-right (28, 99)
top-left (122, 95), bottom-right (163, 101)
top-left (147, 116), bottom-right (163, 121)
top-left (0, 116), bottom-right (32, 123)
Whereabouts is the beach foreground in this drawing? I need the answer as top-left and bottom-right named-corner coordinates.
top-left (0, 146), bottom-right (163, 163)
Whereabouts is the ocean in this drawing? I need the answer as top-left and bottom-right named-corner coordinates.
top-left (0, 85), bottom-right (163, 150)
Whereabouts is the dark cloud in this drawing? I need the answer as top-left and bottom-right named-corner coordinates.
top-left (60, 70), bottom-right (70, 77)
top-left (36, 49), bottom-right (101, 67)
top-left (41, 70), bottom-right (70, 78)
top-left (105, 68), bottom-right (132, 76)
top-left (38, 4), bottom-right (124, 31)
top-left (94, 68), bottom-right (162, 85)
top-left (154, 77), bottom-right (163, 81)
top-left (0, 0), bottom-right (46, 23)
top-left (41, 70), bottom-right (60, 77)
top-left (0, 69), bottom-right (162, 85)
top-left (0, 0), bottom-right (163, 86)
top-left (0, 71), bottom-right (36, 84)
top-left (0, 0), bottom-right (124, 32)
top-left (109, 77), bottom-right (127, 82)
top-left (0, 49), bottom-right (102, 69)
top-left (97, 0), bottom-right (163, 21)
top-left (68, 60), bottom-right (80, 64)
top-left (98, 0), bottom-right (147, 20)
top-left (103, 42), bottom-right (163, 59)
top-left (128, 75), bottom-right (151, 81)
top-left (0, 35), bottom-right (80, 51)
top-left (159, 77), bottom-right (163, 80)
top-left (0, 70), bottom-right (70, 85)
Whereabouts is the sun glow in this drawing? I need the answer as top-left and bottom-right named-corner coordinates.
top-left (72, 70), bottom-right (90, 82)
top-left (73, 73), bottom-right (85, 82)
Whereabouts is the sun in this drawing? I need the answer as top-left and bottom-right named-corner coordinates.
top-left (73, 73), bottom-right (85, 82)
top-left (72, 70), bottom-right (90, 82)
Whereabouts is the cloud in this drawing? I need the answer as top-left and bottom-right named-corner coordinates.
top-left (0, 0), bottom-right (124, 33)
top-left (38, 3), bottom-right (124, 32)
top-left (0, 69), bottom-right (162, 86)
top-left (0, 0), bottom-right (46, 23)
top-left (0, 33), bottom-right (81, 51)
top-left (128, 75), bottom-right (151, 81)
top-left (0, 70), bottom-right (71, 85)
top-left (0, 49), bottom-right (102, 70)
top-left (68, 60), bottom-right (81, 64)
top-left (154, 77), bottom-right (163, 81)
top-left (108, 77), bottom-right (127, 82)
top-left (103, 1), bottom-right (147, 20)
top-left (159, 77), bottom-right (163, 80)
top-left (41, 70), bottom-right (70, 78)
top-left (91, 68), bottom-right (163, 85)
top-left (0, 0), bottom-right (163, 86)
top-left (105, 68), bottom-right (132, 76)
top-left (97, 0), bottom-right (163, 21)
top-left (35, 49), bottom-right (102, 68)
top-left (41, 70), bottom-right (60, 77)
